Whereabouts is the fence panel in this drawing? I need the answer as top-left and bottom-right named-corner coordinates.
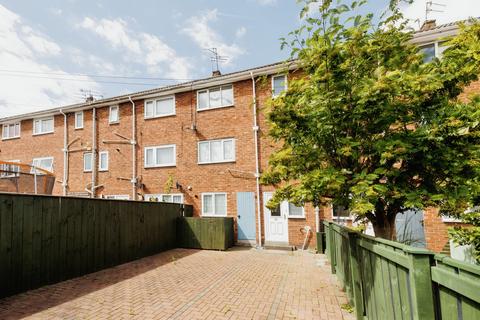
top-left (177, 217), bottom-right (234, 250)
top-left (432, 255), bottom-right (480, 319)
top-left (0, 192), bottom-right (187, 299)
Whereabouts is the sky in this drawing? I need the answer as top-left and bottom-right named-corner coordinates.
top-left (0, 0), bottom-right (479, 117)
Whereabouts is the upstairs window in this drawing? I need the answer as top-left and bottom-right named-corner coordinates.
top-left (33, 117), bottom-right (54, 135)
top-left (198, 138), bottom-right (235, 164)
top-left (419, 41), bottom-right (449, 63)
top-left (0, 160), bottom-right (20, 178)
top-left (75, 111), bottom-right (84, 129)
top-left (202, 193), bottom-right (227, 217)
top-left (109, 105), bottom-right (119, 123)
top-left (31, 157), bottom-right (53, 174)
top-left (144, 144), bottom-right (176, 168)
top-left (197, 85), bottom-right (234, 110)
top-left (83, 152), bottom-right (93, 172)
top-left (272, 75), bottom-right (287, 97)
top-left (2, 122), bottom-right (20, 139)
top-left (99, 151), bottom-right (108, 171)
top-left (145, 96), bottom-right (175, 118)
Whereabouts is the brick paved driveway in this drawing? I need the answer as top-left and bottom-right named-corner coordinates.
top-left (0, 247), bottom-right (353, 320)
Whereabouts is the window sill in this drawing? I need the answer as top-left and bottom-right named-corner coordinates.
top-left (197, 104), bottom-right (234, 112)
top-left (333, 217), bottom-right (353, 221)
top-left (1, 136), bottom-right (20, 141)
top-left (109, 121), bottom-right (120, 125)
top-left (144, 113), bottom-right (176, 120)
top-left (98, 169), bottom-right (108, 172)
top-left (33, 131), bottom-right (54, 136)
top-left (198, 160), bottom-right (235, 165)
top-left (202, 214), bottom-right (228, 218)
top-left (144, 164), bottom-right (176, 169)
top-left (288, 216), bottom-right (306, 219)
top-left (74, 127), bottom-right (84, 130)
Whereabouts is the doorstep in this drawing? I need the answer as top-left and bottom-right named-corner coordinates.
top-left (263, 241), bottom-right (296, 251)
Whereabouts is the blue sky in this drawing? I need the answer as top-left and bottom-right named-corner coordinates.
top-left (1, 0), bottom-right (479, 116)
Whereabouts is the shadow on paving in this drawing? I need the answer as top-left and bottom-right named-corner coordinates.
top-left (0, 249), bottom-right (199, 320)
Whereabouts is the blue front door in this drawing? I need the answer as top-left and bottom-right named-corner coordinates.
top-left (236, 192), bottom-right (256, 240)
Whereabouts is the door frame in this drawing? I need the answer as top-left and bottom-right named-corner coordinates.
top-left (263, 192), bottom-right (289, 243)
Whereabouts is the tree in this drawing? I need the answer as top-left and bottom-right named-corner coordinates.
top-left (261, 0), bottom-right (480, 240)
top-left (449, 211), bottom-right (480, 263)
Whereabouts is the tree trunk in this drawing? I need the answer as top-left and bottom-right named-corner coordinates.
top-left (372, 213), bottom-right (397, 240)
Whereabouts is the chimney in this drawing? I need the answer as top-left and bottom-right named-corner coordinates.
top-left (420, 19), bottom-right (437, 31)
top-left (212, 70), bottom-right (222, 77)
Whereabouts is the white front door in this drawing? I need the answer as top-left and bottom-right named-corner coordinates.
top-left (263, 192), bottom-right (288, 243)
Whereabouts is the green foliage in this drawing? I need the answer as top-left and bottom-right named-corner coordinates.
top-left (449, 210), bottom-right (480, 263)
top-left (262, 0), bottom-right (480, 239)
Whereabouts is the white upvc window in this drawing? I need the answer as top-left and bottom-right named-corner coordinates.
top-left (144, 96), bottom-right (175, 119)
top-left (75, 111), bottom-right (84, 129)
top-left (83, 152), bottom-right (93, 172)
top-left (202, 193), bottom-right (227, 217)
top-left (109, 105), bottom-right (119, 123)
top-left (287, 202), bottom-right (305, 218)
top-left (105, 195), bottom-right (130, 200)
top-left (99, 151), bottom-right (108, 171)
top-left (418, 41), bottom-right (449, 63)
top-left (332, 205), bottom-right (353, 220)
top-left (0, 160), bottom-right (20, 178)
top-left (272, 74), bottom-right (288, 97)
top-left (33, 117), bottom-right (54, 135)
top-left (31, 157), bottom-right (53, 174)
top-left (2, 122), bottom-right (21, 140)
top-left (144, 193), bottom-right (184, 204)
top-left (197, 84), bottom-right (234, 111)
top-left (198, 138), bottom-right (235, 164)
top-left (144, 144), bottom-right (176, 168)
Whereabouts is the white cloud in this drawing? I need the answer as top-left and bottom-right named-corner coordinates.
top-left (401, 0), bottom-right (480, 27)
top-left (255, 0), bottom-right (277, 6)
top-left (0, 5), bottom-right (98, 117)
top-left (235, 26), bottom-right (247, 38)
top-left (48, 8), bottom-right (62, 16)
top-left (182, 9), bottom-right (246, 64)
top-left (77, 16), bottom-right (191, 78)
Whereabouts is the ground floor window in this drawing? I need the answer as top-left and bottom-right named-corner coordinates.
top-left (0, 160), bottom-right (20, 178)
top-left (202, 193), bottom-right (227, 217)
top-left (287, 202), bottom-right (305, 218)
top-left (104, 195), bottom-right (130, 200)
top-left (332, 205), bottom-right (352, 220)
top-left (144, 193), bottom-right (183, 204)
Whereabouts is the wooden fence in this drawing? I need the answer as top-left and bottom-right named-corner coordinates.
top-left (323, 221), bottom-right (480, 320)
top-left (177, 217), bottom-right (234, 250)
top-left (0, 193), bottom-right (188, 299)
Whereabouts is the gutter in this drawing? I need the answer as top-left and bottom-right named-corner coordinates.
top-left (59, 109), bottom-right (68, 196)
top-left (250, 71), bottom-right (263, 248)
top-left (128, 96), bottom-right (137, 200)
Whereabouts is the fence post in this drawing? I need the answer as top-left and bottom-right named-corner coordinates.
top-left (325, 222), bottom-right (336, 274)
top-left (347, 231), bottom-right (364, 320)
top-left (407, 249), bottom-right (435, 320)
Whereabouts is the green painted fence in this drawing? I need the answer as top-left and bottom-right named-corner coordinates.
top-left (0, 193), bottom-right (188, 299)
top-left (177, 217), bottom-right (234, 250)
top-left (323, 221), bottom-right (480, 320)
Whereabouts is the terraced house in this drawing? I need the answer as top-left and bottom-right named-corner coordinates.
top-left (0, 19), bottom-right (477, 252)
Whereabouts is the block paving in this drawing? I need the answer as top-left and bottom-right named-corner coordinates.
top-left (0, 248), bottom-right (353, 320)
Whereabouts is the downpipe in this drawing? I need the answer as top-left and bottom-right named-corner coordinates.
top-left (129, 96), bottom-right (137, 200)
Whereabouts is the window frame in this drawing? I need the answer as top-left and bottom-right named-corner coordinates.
top-left (33, 117), bottom-right (54, 135)
top-left (197, 138), bottom-right (236, 164)
top-left (418, 40), bottom-right (450, 62)
top-left (144, 96), bottom-right (176, 119)
top-left (272, 74), bottom-right (288, 97)
top-left (201, 192), bottom-right (228, 217)
top-left (332, 204), bottom-right (353, 221)
top-left (144, 144), bottom-right (176, 168)
top-left (109, 105), bottom-right (119, 124)
top-left (83, 152), bottom-right (93, 172)
top-left (98, 151), bottom-right (109, 171)
top-left (286, 202), bottom-right (305, 219)
top-left (31, 156), bottom-right (54, 174)
top-left (196, 84), bottom-right (234, 111)
top-left (144, 193), bottom-right (184, 203)
top-left (0, 160), bottom-right (20, 178)
top-left (74, 111), bottom-right (84, 129)
top-left (2, 122), bottom-right (21, 140)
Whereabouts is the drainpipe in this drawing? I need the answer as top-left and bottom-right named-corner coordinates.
top-left (59, 109), bottom-right (68, 196)
top-left (91, 107), bottom-right (97, 198)
top-left (250, 71), bottom-right (263, 248)
top-left (315, 206), bottom-right (320, 233)
top-left (128, 96), bottom-right (137, 200)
